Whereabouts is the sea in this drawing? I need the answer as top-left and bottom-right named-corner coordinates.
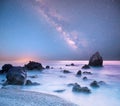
top-left (0, 60), bottom-right (120, 106)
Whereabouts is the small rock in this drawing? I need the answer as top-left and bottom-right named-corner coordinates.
top-left (76, 70), bottom-right (82, 76)
top-left (90, 81), bottom-right (99, 88)
top-left (71, 63), bottom-right (75, 66)
top-left (83, 71), bottom-right (92, 75)
top-left (80, 87), bottom-right (91, 93)
top-left (26, 80), bottom-right (32, 85)
top-left (26, 80), bottom-right (40, 86)
top-left (83, 76), bottom-right (88, 80)
top-left (72, 83), bottom-right (81, 92)
top-left (82, 64), bottom-right (90, 69)
top-left (46, 65), bottom-right (50, 69)
top-left (63, 70), bottom-right (71, 73)
top-left (54, 89), bottom-right (66, 93)
top-left (72, 83), bottom-right (91, 93)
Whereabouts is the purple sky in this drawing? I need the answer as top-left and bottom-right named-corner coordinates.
top-left (0, 0), bottom-right (120, 61)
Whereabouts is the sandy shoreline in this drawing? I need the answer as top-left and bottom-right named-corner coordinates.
top-left (0, 89), bottom-right (78, 106)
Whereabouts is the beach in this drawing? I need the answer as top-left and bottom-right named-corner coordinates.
top-left (0, 89), bottom-right (77, 106)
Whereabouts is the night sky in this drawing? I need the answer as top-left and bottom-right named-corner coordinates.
top-left (0, 0), bottom-right (120, 61)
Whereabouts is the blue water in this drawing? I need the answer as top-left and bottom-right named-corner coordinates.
top-left (0, 60), bottom-right (120, 106)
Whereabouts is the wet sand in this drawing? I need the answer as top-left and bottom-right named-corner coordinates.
top-left (0, 89), bottom-right (78, 106)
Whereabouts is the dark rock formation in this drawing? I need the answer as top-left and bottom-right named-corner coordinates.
top-left (83, 71), bottom-right (92, 75)
top-left (72, 83), bottom-right (91, 93)
top-left (89, 52), bottom-right (103, 66)
top-left (46, 65), bottom-right (50, 69)
top-left (82, 64), bottom-right (90, 69)
top-left (76, 70), bottom-right (82, 76)
top-left (83, 76), bottom-right (88, 80)
top-left (24, 61), bottom-right (44, 70)
top-left (63, 70), bottom-right (71, 73)
top-left (90, 81), bottom-right (99, 88)
top-left (6, 67), bottom-right (27, 85)
top-left (1, 64), bottom-right (13, 73)
top-left (54, 89), bottom-right (66, 93)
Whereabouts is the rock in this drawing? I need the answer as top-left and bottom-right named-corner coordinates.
top-left (89, 52), bottom-right (103, 66)
top-left (76, 70), bottom-right (82, 76)
top-left (83, 71), bottom-right (92, 75)
top-left (46, 65), bottom-right (50, 69)
top-left (54, 89), bottom-right (66, 93)
top-left (6, 67), bottom-right (27, 85)
top-left (82, 64), bottom-right (90, 69)
top-left (80, 87), bottom-right (91, 93)
top-left (65, 63), bottom-right (75, 66)
top-left (72, 83), bottom-right (81, 92)
top-left (71, 63), bottom-right (75, 66)
top-left (63, 70), bottom-right (71, 73)
top-left (26, 80), bottom-right (40, 86)
top-left (83, 76), bottom-right (88, 80)
top-left (72, 83), bottom-right (91, 93)
top-left (90, 81), bottom-right (99, 88)
top-left (26, 80), bottom-right (32, 85)
top-left (1, 64), bottom-right (13, 73)
top-left (24, 61), bottom-right (44, 70)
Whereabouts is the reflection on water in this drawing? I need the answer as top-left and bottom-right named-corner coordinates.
top-left (0, 60), bottom-right (120, 106)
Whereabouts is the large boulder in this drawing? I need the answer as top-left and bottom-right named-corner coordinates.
top-left (24, 61), bottom-right (44, 70)
top-left (1, 64), bottom-right (13, 73)
top-left (6, 67), bottom-right (27, 85)
top-left (89, 52), bottom-right (103, 66)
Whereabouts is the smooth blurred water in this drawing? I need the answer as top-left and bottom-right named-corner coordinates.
top-left (0, 60), bottom-right (120, 106)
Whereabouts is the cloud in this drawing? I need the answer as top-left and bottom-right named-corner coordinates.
top-left (32, 0), bottom-right (88, 50)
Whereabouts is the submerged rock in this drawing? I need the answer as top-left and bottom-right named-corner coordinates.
top-left (6, 67), bottom-right (27, 85)
top-left (83, 71), bottom-right (92, 75)
top-left (26, 80), bottom-right (40, 86)
top-left (98, 81), bottom-right (106, 85)
top-left (76, 70), bottom-right (82, 76)
top-left (72, 83), bottom-right (91, 93)
top-left (63, 70), bottom-right (71, 73)
top-left (90, 81), bottom-right (99, 88)
top-left (67, 83), bottom-right (75, 87)
top-left (54, 89), bottom-right (66, 93)
top-left (82, 64), bottom-right (90, 69)
top-left (24, 61), bottom-right (44, 70)
top-left (66, 63), bottom-right (75, 66)
top-left (89, 52), bottom-right (103, 67)
top-left (1, 64), bottom-right (13, 73)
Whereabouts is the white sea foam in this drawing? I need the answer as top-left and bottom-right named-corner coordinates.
top-left (0, 61), bottom-right (120, 106)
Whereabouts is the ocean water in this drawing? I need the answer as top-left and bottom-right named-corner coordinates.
top-left (0, 60), bottom-right (120, 106)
